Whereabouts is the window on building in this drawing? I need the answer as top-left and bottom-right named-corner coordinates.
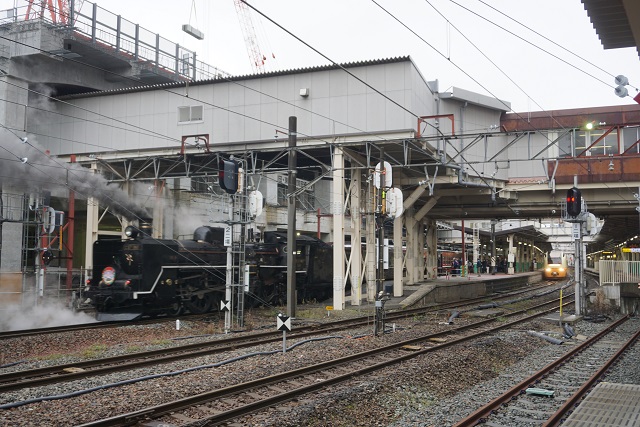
top-left (571, 128), bottom-right (619, 156)
top-left (178, 105), bottom-right (203, 123)
top-left (557, 130), bottom-right (573, 158)
top-left (623, 126), bottom-right (640, 154)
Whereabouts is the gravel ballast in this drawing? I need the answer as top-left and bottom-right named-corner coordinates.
top-left (0, 305), bottom-right (637, 427)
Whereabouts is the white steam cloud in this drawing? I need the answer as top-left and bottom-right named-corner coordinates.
top-left (0, 129), bottom-right (150, 220)
top-left (0, 302), bottom-right (96, 331)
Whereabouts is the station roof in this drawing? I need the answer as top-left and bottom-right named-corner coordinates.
top-left (450, 224), bottom-right (552, 254)
top-left (582, 0), bottom-right (640, 58)
top-left (581, 0), bottom-right (640, 253)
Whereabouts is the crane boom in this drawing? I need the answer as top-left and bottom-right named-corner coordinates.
top-left (25, 0), bottom-right (84, 25)
top-left (233, 0), bottom-right (267, 73)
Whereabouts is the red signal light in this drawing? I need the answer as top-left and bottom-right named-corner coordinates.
top-left (566, 187), bottom-right (582, 217)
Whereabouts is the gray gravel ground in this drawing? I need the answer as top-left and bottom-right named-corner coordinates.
top-left (0, 303), bottom-right (637, 427)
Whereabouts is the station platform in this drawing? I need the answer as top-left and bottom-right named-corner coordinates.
top-left (395, 270), bottom-right (544, 310)
top-left (333, 270), bottom-right (545, 312)
top-left (562, 382), bottom-right (640, 427)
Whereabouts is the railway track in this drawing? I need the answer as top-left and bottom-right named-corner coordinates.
top-left (0, 281), bottom-right (560, 341)
top-left (0, 284), bottom-right (568, 394)
top-left (65, 298), bottom-right (573, 426)
top-left (453, 316), bottom-right (640, 427)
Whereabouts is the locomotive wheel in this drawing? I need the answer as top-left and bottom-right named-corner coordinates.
top-left (185, 293), bottom-right (213, 314)
top-left (165, 302), bottom-right (184, 317)
top-left (259, 286), bottom-right (286, 307)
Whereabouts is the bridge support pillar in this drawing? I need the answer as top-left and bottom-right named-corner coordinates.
top-left (507, 233), bottom-right (515, 275)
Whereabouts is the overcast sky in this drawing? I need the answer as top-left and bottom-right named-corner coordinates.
top-left (52, 1), bottom-right (640, 112)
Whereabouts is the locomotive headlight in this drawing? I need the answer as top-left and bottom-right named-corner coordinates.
top-left (545, 268), bottom-right (551, 272)
top-left (559, 268), bottom-right (565, 272)
top-left (124, 226), bottom-right (138, 238)
top-left (101, 266), bottom-right (116, 285)
top-left (165, 278), bottom-right (173, 286)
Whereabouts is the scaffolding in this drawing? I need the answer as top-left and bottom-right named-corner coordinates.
top-left (1, 191), bottom-right (87, 309)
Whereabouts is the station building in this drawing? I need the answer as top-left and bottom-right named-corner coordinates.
top-left (1, 0), bottom-right (640, 310)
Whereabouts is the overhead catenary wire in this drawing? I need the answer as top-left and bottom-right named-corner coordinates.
top-left (2, 0), bottom-right (636, 231)
top-left (0, 3), bottom-right (612, 304)
top-left (243, 0), bottom-right (637, 212)
top-left (367, 0), bottom-right (638, 206)
top-left (474, 0), bottom-right (639, 93)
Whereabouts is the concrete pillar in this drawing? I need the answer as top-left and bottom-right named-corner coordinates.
top-left (349, 171), bottom-right (362, 305)
top-left (331, 148), bottom-right (345, 310)
top-left (393, 213), bottom-right (403, 296)
top-left (0, 76), bottom-right (28, 134)
top-left (85, 197), bottom-right (99, 271)
top-left (84, 163), bottom-right (99, 271)
top-left (153, 180), bottom-right (164, 239)
top-left (405, 212), bottom-right (417, 283)
top-left (0, 184), bottom-right (24, 273)
top-left (366, 184), bottom-right (376, 302)
top-left (413, 219), bottom-right (424, 282)
top-left (507, 233), bottom-right (515, 274)
top-left (0, 76), bottom-right (28, 274)
top-left (425, 219), bottom-right (438, 279)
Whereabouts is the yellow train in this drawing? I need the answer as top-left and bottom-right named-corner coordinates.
top-left (543, 250), bottom-right (568, 280)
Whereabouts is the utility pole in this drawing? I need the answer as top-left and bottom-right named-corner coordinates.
top-left (286, 116), bottom-right (297, 318)
top-left (374, 149), bottom-right (389, 336)
top-left (377, 148), bottom-right (385, 297)
top-left (0, 186), bottom-right (3, 271)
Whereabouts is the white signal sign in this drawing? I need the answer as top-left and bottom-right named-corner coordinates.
top-left (220, 300), bottom-right (231, 312)
top-left (277, 315), bottom-right (291, 332)
top-left (224, 226), bottom-right (232, 247)
top-left (374, 161), bottom-right (392, 189)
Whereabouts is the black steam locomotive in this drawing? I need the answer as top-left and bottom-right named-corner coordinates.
top-left (85, 225), bottom-right (332, 320)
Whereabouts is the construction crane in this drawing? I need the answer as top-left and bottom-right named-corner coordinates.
top-left (25, 0), bottom-right (84, 25)
top-left (233, 0), bottom-right (274, 73)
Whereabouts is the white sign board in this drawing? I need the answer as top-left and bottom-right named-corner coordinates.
top-left (224, 226), bottom-right (232, 247)
top-left (277, 315), bottom-right (291, 332)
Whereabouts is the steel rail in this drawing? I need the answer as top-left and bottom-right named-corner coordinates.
top-left (0, 280), bottom-right (555, 340)
top-left (541, 325), bottom-right (640, 427)
top-left (76, 300), bottom-right (572, 426)
top-left (0, 283), bottom-right (562, 392)
top-left (452, 315), bottom-right (632, 427)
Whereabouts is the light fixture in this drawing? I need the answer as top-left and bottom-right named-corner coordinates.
top-left (299, 88), bottom-right (309, 97)
top-left (608, 160), bottom-right (614, 171)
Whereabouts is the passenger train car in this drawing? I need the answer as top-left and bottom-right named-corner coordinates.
top-left (543, 250), bottom-right (568, 280)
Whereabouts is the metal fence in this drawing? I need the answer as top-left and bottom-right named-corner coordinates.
top-left (0, 0), bottom-right (229, 81)
top-left (598, 260), bottom-right (640, 285)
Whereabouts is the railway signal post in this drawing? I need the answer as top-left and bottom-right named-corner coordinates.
top-left (566, 185), bottom-right (587, 316)
top-left (374, 153), bottom-right (389, 336)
